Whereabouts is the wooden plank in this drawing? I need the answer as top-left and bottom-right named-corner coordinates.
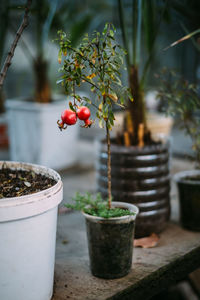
top-left (53, 212), bottom-right (200, 300)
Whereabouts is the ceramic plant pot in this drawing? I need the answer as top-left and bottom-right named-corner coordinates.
top-left (97, 136), bottom-right (170, 238)
top-left (175, 170), bottom-right (200, 231)
top-left (0, 161), bottom-right (63, 300)
top-left (83, 202), bottom-right (139, 279)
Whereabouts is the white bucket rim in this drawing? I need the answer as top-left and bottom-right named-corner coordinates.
top-left (0, 161), bottom-right (63, 222)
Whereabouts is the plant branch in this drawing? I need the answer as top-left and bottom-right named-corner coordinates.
top-left (81, 76), bottom-right (100, 91)
top-left (0, 0), bottom-right (32, 91)
top-left (10, 23), bottom-right (35, 63)
top-left (164, 27), bottom-right (200, 51)
top-left (66, 45), bottom-right (96, 69)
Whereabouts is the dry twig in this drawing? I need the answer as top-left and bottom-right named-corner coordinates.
top-left (0, 0), bottom-right (32, 91)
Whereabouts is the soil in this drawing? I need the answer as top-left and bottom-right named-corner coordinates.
top-left (0, 168), bottom-right (57, 199)
top-left (112, 133), bottom-right (160, 147)
top-left (184, 176), bottom-right (200, 182)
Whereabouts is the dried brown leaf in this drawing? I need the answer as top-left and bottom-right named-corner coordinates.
top-left (134, 233), bottom-right (160, 248)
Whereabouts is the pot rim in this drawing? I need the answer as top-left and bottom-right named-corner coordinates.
top-left (0, 161), bottom-right (63, 222)
top-left (97, 133), bottom-right (170, 155)
top-left (174, 170), bottom-right (200, 184)
top-left (82, 201), bottom-right (139, 223)
top-left (0, 160), bottom-right (61, 204)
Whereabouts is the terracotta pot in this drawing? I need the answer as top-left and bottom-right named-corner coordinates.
top-left (83, 202), bottom-right (139, 279)
top-left (97, 137), bottom-right (170, 238)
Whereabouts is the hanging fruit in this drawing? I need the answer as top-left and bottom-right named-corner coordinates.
top-left (61, 109), bottom-right (77, 125)
top-left (77, 106), bottom-right (91, 121)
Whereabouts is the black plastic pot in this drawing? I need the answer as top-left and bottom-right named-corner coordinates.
top-left (97, 138), bottom-right (170, 238)
top-left (83, 202), bottom-right (139, 279)
top-left (175, 170), bottom-right (200, 231)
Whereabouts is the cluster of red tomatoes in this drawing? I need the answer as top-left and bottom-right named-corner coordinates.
top-left (58, 106), bottom-right (92, 130)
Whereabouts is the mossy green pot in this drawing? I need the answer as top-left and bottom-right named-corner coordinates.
top-left (175, 170), bottom-right (200, 231)
top-left (82, 202), bottom-right (139, 279)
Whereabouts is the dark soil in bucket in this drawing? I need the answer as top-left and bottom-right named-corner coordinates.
top-left (0, 168), bottom-right (57, 198)
top-left (184, 176), bottom-right (200, 181)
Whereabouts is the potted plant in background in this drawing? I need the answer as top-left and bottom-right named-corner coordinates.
top-left (0, 3), bottom-right (63, 299)
top-left (5, 0), bottom-right (94, 170)
top-left (57, 23), bottom-right (139, 279)
top-left (98, 0), bottom-right (171, 238)
top-left (157, 69), bottom-right (200, 231)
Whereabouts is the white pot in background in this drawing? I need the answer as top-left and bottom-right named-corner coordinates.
top-left (6, 97), bottom-right (79, 170)
top-left (114, 111), bottom-right (173, 136)
top-left (0, 161), bottom-right (63, 300)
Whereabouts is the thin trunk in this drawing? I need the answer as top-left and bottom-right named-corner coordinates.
top-left (0, 90), bottom-right (5, 113)
top-left (128, 64), bottom-right (147, 139)
top-left (106, 121), bottom-right (112, 209)
top-left (33, 56), bottom-right (51, 103)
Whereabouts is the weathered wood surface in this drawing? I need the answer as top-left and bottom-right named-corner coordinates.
top-left (53, 211), bottom-right (200, 300)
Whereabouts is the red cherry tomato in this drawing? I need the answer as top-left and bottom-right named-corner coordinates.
top-left (84, 118), bottom-right (92, 127)
top-left (77, 106), bottom-right (91, 121)
top-left (61, 109), bottom-right (77, 125)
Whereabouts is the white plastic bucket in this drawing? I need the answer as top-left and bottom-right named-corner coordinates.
top-left (0, 161), bottom-right (63, 300)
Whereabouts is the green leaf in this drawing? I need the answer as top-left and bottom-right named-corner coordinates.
top-left (83, 96), bottom-right (92, 104)
top-left (109, 29), bottom-right (114, 37)
top-left (99, 118), bottom-right (104, 128)
top-left (69, 102), bottom-right (76, 112)
top-left (127, 89), bottom-right (134, 102)
top-left (58, 49), bottom-right (62, 64)
top-left (91, 86), bottom-right (95, 93)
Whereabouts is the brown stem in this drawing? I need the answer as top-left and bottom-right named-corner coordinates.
top-left (33, 56), bottom-right (51, 103)
top-left (0, 0), bottom-right (32, 91)
top-left (106, 121), bottom-right (112, 209)
top-left (128, 64), bottom-right (147, 139)
top-left (0, 90), bottom-right (5, 113)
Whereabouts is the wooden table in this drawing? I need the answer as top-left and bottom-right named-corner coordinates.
top-left (53, 211), bottom-right (200, 300)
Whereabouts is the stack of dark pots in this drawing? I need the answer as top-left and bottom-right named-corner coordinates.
top-left (97, 138), bottom-right (170, 238)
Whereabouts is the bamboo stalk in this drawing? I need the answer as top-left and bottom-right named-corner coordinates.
top-left (138, 123), bottom-right (144, 147)
top-left (124, 131), bottom-right (131, 147)
top-left (126, 111), bottom-right (134, 134)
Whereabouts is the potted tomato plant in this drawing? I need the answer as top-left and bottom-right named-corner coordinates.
top-left (158, 69), bottom-right (200, 231)
top-left (57, 23), bottom-right (139, 279)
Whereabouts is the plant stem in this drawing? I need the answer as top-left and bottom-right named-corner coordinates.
top-left (128, 65), bottom-right (146, 134)
top-left (106, 120), bottom-right (112, 209)
top-left (33, 56), bottom-right (51, 103)
top-left (0, 0), bottom-right (32, 91)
